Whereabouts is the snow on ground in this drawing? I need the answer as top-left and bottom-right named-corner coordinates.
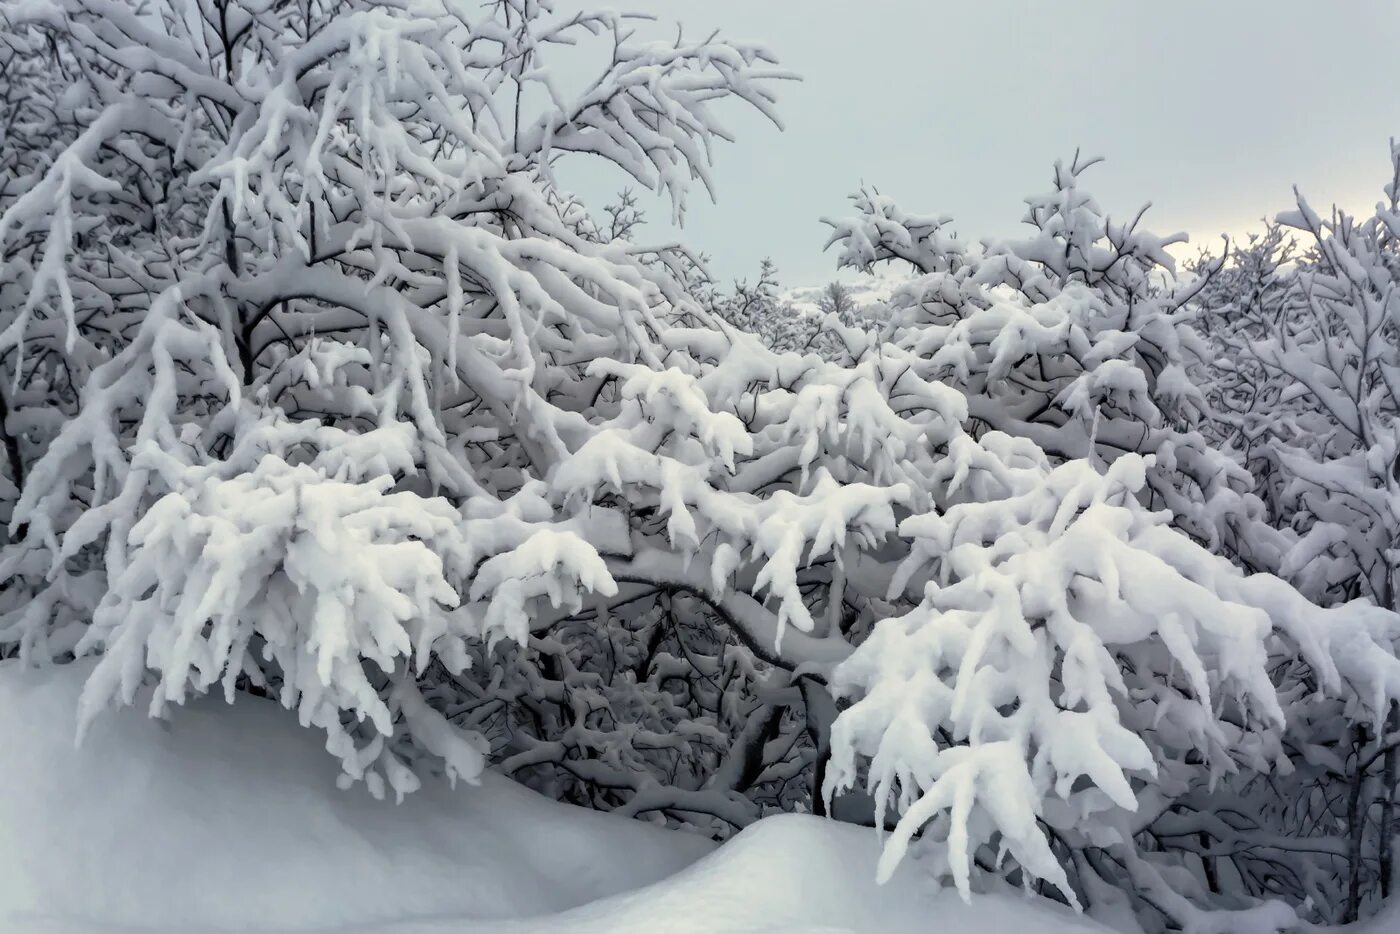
top-left (2, 660), bottom-right (1115, 933)
top-left (0, 659), bottom-right (710, 933)
top-left (441, 815), bottom-right (1115, 934)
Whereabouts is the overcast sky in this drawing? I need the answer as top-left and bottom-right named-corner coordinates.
top-left (559, 0), bottom-right (1400, 288)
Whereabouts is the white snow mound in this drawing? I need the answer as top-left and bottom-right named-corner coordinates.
top-left (0, 660), bottom-right (1117, 933)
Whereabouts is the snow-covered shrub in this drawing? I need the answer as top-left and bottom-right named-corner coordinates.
top-left (818, 157), bottom-right (1400, 932)
top-left (79, 408), bottom-right (492, 792)
top-left (709, 260), bottom-right (880, 359)
top-left (825, 435), bottom-right (1400, 929)
top-left (1265, 171), bottom-right (1400, 614)
top-left (1186, 147), bottom-right (1400, 923)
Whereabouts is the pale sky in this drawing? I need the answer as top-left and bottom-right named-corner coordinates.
top-left (559, 0), bottom-right (1400, 288)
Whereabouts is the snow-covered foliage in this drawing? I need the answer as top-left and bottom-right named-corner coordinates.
top-left (2, 2), bottom-right (1399, 932)
top-left (1266, 174), bottom-right (1400, 613)
top-left (709, 259), bottom-right (881, 358)
top-left (0, 0), bottom-right (820, 807)
top-left (1186, 224), bottom-right (1304, 529)
top-left (1192, 147), bottom-right (1399, 610)
top-left (1186, 147), bottom-right (1400, 924)
top-left (824, 157), bottom-right (1272, 568)
top-left (818, 157), bottom-right (1400, 931)
top-left (0, 0), bottom-right (927, 837)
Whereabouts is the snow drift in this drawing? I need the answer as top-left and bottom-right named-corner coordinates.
top-left (1, 660), bottom-right (1115, 933)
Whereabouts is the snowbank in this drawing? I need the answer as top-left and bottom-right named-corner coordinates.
top-left (0, 660), bottom-right (1114, 933)
top-left (0, 660), bottom-right (712, 932)
top-left (445, 813), bottom-right (1115, 934)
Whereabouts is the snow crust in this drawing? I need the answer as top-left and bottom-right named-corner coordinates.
top-left (0, 659), bottom-right (1115, 934)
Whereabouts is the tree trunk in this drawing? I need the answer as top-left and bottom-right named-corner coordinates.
top-left (1200, 830), bottom-right (1219, 893)
top-left (798, 676), bottom-right (835, 818)
top-left (1346, 722), bottom-right (1371, 923)
top-left (0, 383), bottom-right (24, 547)
top-left (1382, 702), bottom-right (1399, 900)
top-left (0, 384), bottom-right (21, 487)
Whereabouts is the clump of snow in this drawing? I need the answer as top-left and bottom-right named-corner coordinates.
top-left (0, 660), bottom-right (1116, 934)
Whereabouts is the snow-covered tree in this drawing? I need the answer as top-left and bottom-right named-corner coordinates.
top-left (816, 280), bottom-right (854, 318)
top-left (0, 0), bottom-right (942, 838)
top-left (0, 0), bottom-right (855, 807)
top-left (1185, 147), bottom-right (1400, 923)
top-left (0, 14), bottom-right (117, 653)
top-left (1263, 164), bottom-right (1400, 614)
top-left (1185, 224), bottom-right (1305, 532)
top-left (817, 157), bottom-right (1400, 932)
